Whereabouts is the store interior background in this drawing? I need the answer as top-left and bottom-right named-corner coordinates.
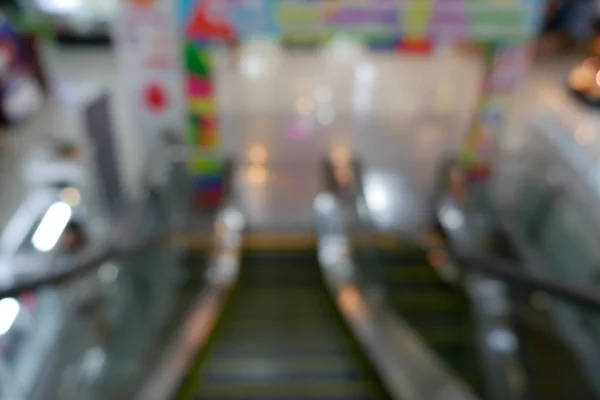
top-left (0, 0), bottom-right (597, 233)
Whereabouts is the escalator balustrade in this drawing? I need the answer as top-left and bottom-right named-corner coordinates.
top-left (352, 233), bottom-right (484, 396)
top-left (511, 288), bottom-right (597, 400)
top-left (353, 231), bottom-right (598, 400)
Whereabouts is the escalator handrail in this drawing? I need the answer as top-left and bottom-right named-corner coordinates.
top-left (7, 156), bottom-right (600, 310)
top-left (455, 252), bottom-right (600, 310)
top-left (432, 157), bottom-right (600, 310)
top-left (0, 142), bottom-right (234, 300)
top-left (325, 156), bottom-right (600, 318)
top-left (0, 132), bottom-right (185, 300)
top-left (0, 170), bottom-right (172, 299)
top-left (0, 229), bottom-right (168, 299)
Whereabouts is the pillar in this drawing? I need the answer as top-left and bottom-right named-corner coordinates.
top-left (180, 0), bottom-right (234, 208)
top-left (184, 41), bottom-right (225, 208)
top-left (459, 42), bottom-right (534, 181)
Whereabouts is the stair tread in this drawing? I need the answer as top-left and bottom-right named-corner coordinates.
top-left (182, 247), bottom-right (387, 400)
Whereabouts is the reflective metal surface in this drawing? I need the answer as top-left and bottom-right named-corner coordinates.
top-left (314, 192), bottom-right (479, 400)
top-left (136, 204), bottom-right (244, 400)
top-left (0, 134), bottom-right (215, 400)
top-left (437, 157), bottom-right (600, 399)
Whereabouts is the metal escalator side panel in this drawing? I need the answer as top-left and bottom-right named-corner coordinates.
top-left (352, 234), bottom-right (485, 396)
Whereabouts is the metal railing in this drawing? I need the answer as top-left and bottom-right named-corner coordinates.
top-left (0, 131), bottom-right (220, 400)
top-left (324, 155), bottom-right (600, 400)
top-left (435, 158), bottom-right (600, 400)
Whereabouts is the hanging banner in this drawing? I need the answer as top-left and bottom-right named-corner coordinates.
top-left (178, 0), bottom-right (544, 44)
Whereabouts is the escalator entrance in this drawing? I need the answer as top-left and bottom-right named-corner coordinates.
top-left (178, 234), bottom-right (390, 399)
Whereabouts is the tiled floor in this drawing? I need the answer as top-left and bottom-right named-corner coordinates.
top-left (0, 41), bottom-right (589, 234)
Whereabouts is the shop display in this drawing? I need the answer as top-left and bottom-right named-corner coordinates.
top-left (569, 57), bottom-right (600, 106)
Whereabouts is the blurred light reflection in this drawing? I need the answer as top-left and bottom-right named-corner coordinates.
top-left (60, 187), bottom-right (81, 206)
top-left (339, 285), bottom-right (367, 318)
top-left (330, 146), bottom-right (351, 166)
top-left (315, 193), bottom-right (335, 213)
top-left (296, 96), bottom-right (315, 116)
top-left (487, 329), bottom-right (517, 352)
top-left (36, 0), bottom-right (81, 13)
top-left (247, 165), bottom-right (269, 185)
top-left (355, 62), bottom-right (375, 85)
top-left (0, 297), bottom-right (19, 335)
top-left (440, 206), bottom-right (464, 230)
top-left (353, 62), bottom-right (375, 112)
top-left (240, 54), bottom-right (267, 79)
top-left (364, 176), bottom-right (391, 214)
top-left (314, 85), bottom-right (333, 103)
top-left (32, 202), bottom-right (72, 252)
top-left (317, 106), bottom-right (335, 125)
top-left (248, 146), bottom-right (268, 164)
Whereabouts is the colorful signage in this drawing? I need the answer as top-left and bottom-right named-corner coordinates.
top-left (179, 0), bottom-right (544, 44)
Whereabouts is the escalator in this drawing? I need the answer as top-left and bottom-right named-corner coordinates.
top-left (354, 232), bottom-right (598, 400)
top-left (178, 236), bottom-right (390, 400)
top-left (510, 289), bottom-right (597, 400)
top-left (353, 234), bottom-right (484, 396)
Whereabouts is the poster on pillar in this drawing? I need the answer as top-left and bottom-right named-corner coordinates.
top-left (114, 0), bottom-right (184, 156)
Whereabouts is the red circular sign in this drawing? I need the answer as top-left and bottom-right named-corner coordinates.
top-left (144, 83), bottom-right (168, 112)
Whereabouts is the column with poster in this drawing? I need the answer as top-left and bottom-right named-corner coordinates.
top-left (179, 0), bottom-right (236, 207)
top-left (113, 0), bottom-right (184, 177)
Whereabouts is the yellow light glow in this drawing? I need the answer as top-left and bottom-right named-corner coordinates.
top-left (569, 67), bottom-right (593, 91)
top-left (426, 249), bottom-right (449, 269)
top-left (296, 96), bottom-right (315, 116)
top-left (246, 165), bottom-right (269, 185)
top-left (248, 146), bottom-right (268, 164)
top-left (330, 146), bottom-right (351, 167)
top-left (59, 187), bottom-right (81, 207)
top-left (338, 285), bottom-right (367, 318)
top-left (334, 166), bottom-right (354, 187)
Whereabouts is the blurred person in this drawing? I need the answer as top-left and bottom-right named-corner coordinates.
top-left (539, 0), bottom-right (597, 54)
top-left (61, 220), bottom-right (87, 253)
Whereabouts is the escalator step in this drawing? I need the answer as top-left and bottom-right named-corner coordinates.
top-left (390, 291), bottom-right (464, 308)
top-left (179, 244), bottom-right (388, 400)
top-left (203, 369), bottom-right (363, 383)
top-left (224, 318), bottom-right (343, 330)
top-left (196, 380), bottom-right (378, 399)
top-left (212, 346), bottom-right (352, 358)
top-left (218, 328), bottom-right (345, 342)
top-left (386, 265), bottom-right (443, 282)
top-left (203, 355), bottom-right (363, 373)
